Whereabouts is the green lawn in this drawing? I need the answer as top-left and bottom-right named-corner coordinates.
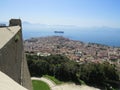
top-left (32, 80), bottom-right (50, 90)
top-left (43, 75), bottom-right (64, 85)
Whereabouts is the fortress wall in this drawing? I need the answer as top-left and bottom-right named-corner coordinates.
top-left (21, 53), bottom-right (33, 90)
top-left (0, 19), bottom-right (32, 90)
top-left (0, 30), bottom-right (22, 84)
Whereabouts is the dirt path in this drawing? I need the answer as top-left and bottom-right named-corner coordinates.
top-left (31, 77), bottom-right (100, 90)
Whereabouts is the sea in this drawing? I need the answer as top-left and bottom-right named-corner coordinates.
top-left (22, 28), bottom-right (120, 47)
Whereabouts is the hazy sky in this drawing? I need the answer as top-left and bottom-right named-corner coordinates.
top-left (0, 0), bottom-right (120, 28)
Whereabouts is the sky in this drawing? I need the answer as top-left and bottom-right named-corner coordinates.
top-left (0, 0), bottom-right (120, 28)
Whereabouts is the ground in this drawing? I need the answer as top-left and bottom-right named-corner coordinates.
top-left (31, 77), bottom-right (100, 90)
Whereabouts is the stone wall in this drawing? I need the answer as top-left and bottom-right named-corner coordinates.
top-left (0, 31), bottom-right (22, 83)
top-left (0, 19), bottom-right (32, 90)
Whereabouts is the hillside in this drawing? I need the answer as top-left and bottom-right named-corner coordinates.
top-left (24, 36), bottom-right (120, 64)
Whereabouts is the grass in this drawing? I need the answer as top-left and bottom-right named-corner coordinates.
top-left (32, 80), bottom-right (50, 90)
top-left (43, 75), bottom-right (64, 85)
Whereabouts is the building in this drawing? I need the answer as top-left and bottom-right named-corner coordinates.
top-left (0, 19), bottom-right (32, 90)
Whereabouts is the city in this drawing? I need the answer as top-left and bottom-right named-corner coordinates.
top-left (24, 36), bottom-right (120, 65)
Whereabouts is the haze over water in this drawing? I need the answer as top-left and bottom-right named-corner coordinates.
top-left (1, 0), bottom-right (120, 47)
top-left (23, 27), bottom-right (120, 47)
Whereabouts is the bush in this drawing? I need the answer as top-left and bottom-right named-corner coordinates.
top-left (27, 54), bottom-right (119, 89)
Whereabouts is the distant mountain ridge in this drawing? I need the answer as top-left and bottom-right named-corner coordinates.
top-left (22, 21), bottom-right (120, 30)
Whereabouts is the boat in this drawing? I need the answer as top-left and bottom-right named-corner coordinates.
top-left (54, 31), bottom-right (64, 33)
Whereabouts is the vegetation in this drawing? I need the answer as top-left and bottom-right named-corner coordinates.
top-left (32, 80), bottom-right (50, 90)
top-left (27, 54), bottom-right (120, 90)
top-left (43, 75), bottom-right (63, 85)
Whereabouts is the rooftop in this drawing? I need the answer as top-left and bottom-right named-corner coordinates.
top-left (0, 26), bottom-right (21, 49)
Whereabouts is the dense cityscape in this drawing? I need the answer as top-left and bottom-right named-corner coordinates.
top-left (24, 36), bottom-right (120, 64)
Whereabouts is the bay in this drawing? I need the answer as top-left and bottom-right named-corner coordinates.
top-left (22, 28), bottom-right (120, 47)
